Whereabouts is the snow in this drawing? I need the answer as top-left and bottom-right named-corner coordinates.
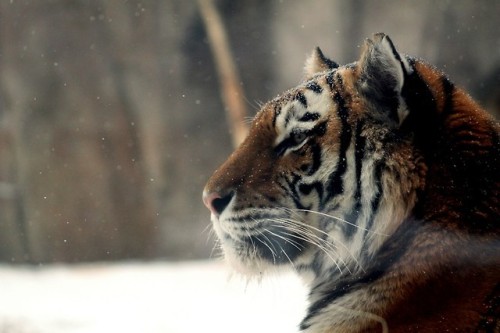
top-left (0, 261), bottom-right (307, 333)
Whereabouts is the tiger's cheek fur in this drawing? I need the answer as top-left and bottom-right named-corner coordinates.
top-left (204, 107), bottom-right (276, 199)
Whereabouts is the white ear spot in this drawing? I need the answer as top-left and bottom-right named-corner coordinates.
top-left (397, 101), bottom-right (410, 125)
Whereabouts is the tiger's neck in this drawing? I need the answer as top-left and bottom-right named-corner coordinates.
top-left (403, 61), bottom-right (499, 230)
top-left (296, 124), bottom-right (424, 285)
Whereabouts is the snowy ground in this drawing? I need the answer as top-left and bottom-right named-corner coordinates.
top-left (0, 261), bottom-right (307, 333)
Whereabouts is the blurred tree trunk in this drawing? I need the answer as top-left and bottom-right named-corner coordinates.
top-left (0, 1), bottom-right (157, 262)
top-left (198, 0), bottom-right (249, 147)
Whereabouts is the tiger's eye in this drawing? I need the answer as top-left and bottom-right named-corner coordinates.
top-left (292, 131), bottom-right (307, 145)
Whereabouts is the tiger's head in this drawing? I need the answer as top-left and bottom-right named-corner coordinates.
top-left (203, 33), bottom-right (429, 279)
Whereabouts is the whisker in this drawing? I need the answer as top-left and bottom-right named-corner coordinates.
top-left (204, 225), bottom-right (217, 245)
top-left (274, 217), bottom-right (333, 244)
top-left (201, 222), bottom-right (214, 235)
top-left (259, 228), bottom-right (302, 270)
top-left (271, 214), bottom-right (362, 272)
top-left (242, 94), bottom-right (262, 112)
top-left (273, 217), bottom-right (352, 267)
top-left (280, 247), bottom-right (296, 270)
top-left (242, 220), bottom-right (260, 260)
top-left (203, 222), bottom-right (222, 259)
top-left (264, 228), bottom-right (305, 252)
top-left (251, 219), bottom-right (278, 264)
top-left (209, 238), bottom-right (222, 259)
top-left (244, 116), bottom-right (255, 124)
top-left (278, 228), bottom-right (344, 275)
top-left (288, 208), bottom-right (388, 237)
top-left (255, 232), bottom-right (278, 265)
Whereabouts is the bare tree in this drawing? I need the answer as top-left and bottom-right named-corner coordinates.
top-left (198, 0), bottom-right (249, 147)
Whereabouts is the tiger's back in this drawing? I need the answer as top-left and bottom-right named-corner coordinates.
top-left (203, 33), bottom-right (500, 332)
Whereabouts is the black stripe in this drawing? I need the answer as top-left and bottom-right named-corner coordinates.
top-left (360, 161), bottom-right (384, 254)
top-left (354, 121), bottom-right (366, 204)
top-left (384, 35), bottom-right (409, 77)
top-left (306, 81), bottom-right (323, 94)
top-left (283, 92), bottom-right (309, 127)
top-left (227, 212), bottom-right (280, 223)
top-left (272, 103), bottom-right (281, 128)
top-left (274, 137), bottom-right (292, 156)
top-left (295, 91), bottom-right (308, 107)
top-left (307, 142), bottom-right (322, 176)
top-left (342, 121), bottom-right (366, 238)
top-left (296, 263), bottom-right (313, 273)
top-left (326, 72), bottom-right (335, 90)
top-left (298, 182), bottom-right (324, 204)
top-left (275, 130), bottom-right (305, 156)
top-left (369, 161), bottom-right (384, 221)
top-left (322, 74), bottom-right (352, 208)
top-left (312, 121), bottom-right (327, 137)
top-left (284, 106), bottom-right (295, 127)
top-left (279, 174), bottom-right (307, 210)
top-left (299, 112), bottom-right (320, 122)
top-left (274, 121), bottom-right (326, 157)
top-left (315, 46), bottom-right (339, 70)
top-left (311, 250), bottom-right (324, 277)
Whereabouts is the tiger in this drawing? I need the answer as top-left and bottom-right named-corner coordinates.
top-left (202, 33), bottom-right (500, 332)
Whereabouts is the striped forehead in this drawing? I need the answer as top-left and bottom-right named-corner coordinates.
top-left (273, 80), bottom-right (333, 143)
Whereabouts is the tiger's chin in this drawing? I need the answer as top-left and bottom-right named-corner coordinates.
top-left (214, 216), bottom-right (310, 277)
top-left (221, 245), bottom-right (278, 277)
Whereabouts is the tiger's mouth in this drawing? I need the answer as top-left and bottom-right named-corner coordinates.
top-left (211, 209), bottom-right (314, 271)
top-left (224, 225), bottom-right (305, 264)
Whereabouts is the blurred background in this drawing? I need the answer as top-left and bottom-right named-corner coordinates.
top-left (0, 0), bottom-right (498, 265)
top-left (0, 1), bottom-right (498, 332)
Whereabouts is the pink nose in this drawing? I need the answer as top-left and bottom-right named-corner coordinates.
top-left (202, 190), bottom-right (234, 217)
top-left (203, 192), bottom-right (220, 215)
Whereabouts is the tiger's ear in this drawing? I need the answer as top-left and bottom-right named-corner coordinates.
top-left (357, 33), bottom-right (412, 125)
top-left (304, 47), bottom-right (339, 78)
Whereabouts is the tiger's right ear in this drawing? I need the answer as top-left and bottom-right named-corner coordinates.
top-left (304, 47), bottom-right (339, 78)
top-left (357, 33), bottom-right (413, 125)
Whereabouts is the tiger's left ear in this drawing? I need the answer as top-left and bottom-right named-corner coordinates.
top-left (304, 47), bottom-right (339, 78)
top-left (358, 33), bottom-right (413, 125)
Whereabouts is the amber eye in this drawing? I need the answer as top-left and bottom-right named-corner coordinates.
top-left (291, 130), bottom-right (307, 146)
top-left (274, 129), bottom-right (309, 156)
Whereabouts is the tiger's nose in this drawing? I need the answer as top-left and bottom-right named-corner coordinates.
top-left (202, 190), bottom-right (234, 217)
